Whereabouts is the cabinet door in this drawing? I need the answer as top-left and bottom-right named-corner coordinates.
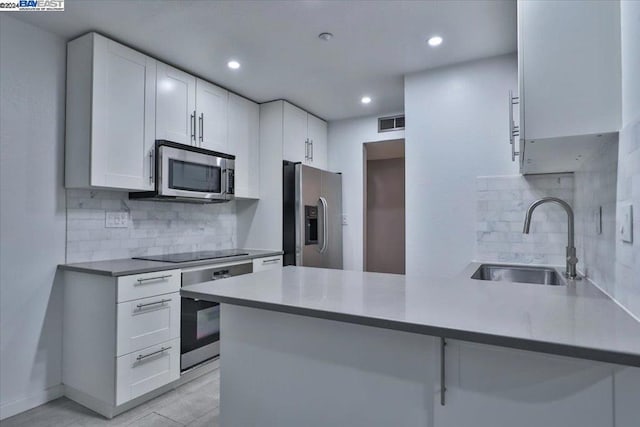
top-left (252, 256), bottom-right (283, 272)
top-left (91, 36), bottom-right (156, 191)
top-left (307, 114), bottom-right (327, 169)
top-left (283, 102), bottom-right (308, 164)
top-left (228, 93), bottom-right (260, 199)
top-left (116, 292), bottom-right (180, 356)
top-left (156, 62), bottom-right (196, 145)
top-left (115, 338), bottom-right (180, 405)
top-left (519, 0), bottom-right (621, 141)
top-left (196, 79), bottom-right (228, 153)
top-left (435, 340), bottom-right (614, 427)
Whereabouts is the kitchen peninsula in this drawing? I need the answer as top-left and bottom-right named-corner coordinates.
top-left (181, 265), bottom-right (640, 427)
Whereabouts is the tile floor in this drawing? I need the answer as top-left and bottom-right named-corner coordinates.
top-left (1, 368), bottom-right (220, 427)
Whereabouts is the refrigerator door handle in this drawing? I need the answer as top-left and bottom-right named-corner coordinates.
top-left (319, 196), bottom-right (329, 254)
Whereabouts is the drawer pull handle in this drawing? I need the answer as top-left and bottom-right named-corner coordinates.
top-left (136, 275), bottom-right (172, 284)
top-left (262, 259), bottom-right (280, 265)
top-left (136, 298), bottom-right (171, 309)
top-left (136, 346), bottom-right (172, 362)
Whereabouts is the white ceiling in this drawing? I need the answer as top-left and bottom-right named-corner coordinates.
top-left (15, 0), bottom-right (517, 121)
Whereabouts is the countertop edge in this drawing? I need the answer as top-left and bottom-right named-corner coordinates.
top-left (58, 251), bottom-right (284, 277)
top-left (180, 288), bottom-right (640, 368)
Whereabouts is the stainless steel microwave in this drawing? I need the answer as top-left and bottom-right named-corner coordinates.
top-left (130, 140), bottom-right (235, 203)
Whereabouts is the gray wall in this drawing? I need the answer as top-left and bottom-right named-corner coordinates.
top-left (0, 15), bottom-right (67, 418)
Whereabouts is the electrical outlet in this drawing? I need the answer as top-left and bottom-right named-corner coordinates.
top-left (620, 204), bottom-right (633, 243)
top-left (342, 214), bottom-right (348, 225)
top-left (105, 211), bottom-right (129, 228)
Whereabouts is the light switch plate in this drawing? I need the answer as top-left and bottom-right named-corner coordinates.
top-left (620, 204), bottom-right (633, 243)
top-left (106, 211), bottom-right (129, 228)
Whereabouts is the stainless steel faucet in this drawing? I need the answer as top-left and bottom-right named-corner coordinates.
top-left (523, 197), bottom-right (579, 280)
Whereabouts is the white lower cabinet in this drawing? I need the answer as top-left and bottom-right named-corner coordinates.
top-left (116, 292), bottom-right (180, 356)
top-left (252, 255), bottom-right (283, 272)
top-left (63, 270), bottom-right (181, 418)
top-left (116, 338), bottom-right (180, 406)
top-left (435, 340), bottom-right (615, 427)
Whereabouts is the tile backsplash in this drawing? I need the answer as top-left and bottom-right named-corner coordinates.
top-left (66, 189), bottom-right (236, 263)
top-left (475, 174), bottom-right (574, 266)
top-left (574, 140), bottom-right (618, 297)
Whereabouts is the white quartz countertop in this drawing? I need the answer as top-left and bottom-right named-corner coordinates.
top-left (58, 249), bottom-right (283, 276)
top-left (181, 265), bottom-right (640, 367)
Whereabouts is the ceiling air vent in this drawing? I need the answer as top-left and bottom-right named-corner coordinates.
top-left (378, 115), bottom-right (405, 133)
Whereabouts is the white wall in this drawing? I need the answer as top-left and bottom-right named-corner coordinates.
top-left (614, 0), bottom-right (640, 318)
top-left (404, 54), bottom-right (518, 278)
top-left (0, 15), bottom-right (67, 419)
top-left (328, 115), bottom-right (404, 271)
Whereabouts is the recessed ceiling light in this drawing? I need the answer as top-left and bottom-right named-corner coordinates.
top-left (227, 60), bottom-right (240, 70)
top-left (427, 36), bottom-right (443, 47)
top-left (361, 96), bottom-right (372, 104)
top-left (318, 32), bottom-right (333, 41)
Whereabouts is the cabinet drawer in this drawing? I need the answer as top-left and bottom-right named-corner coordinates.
top-left (252, 256), bottom-right (283, 272)
top-left (116, 338), bottom-right (180, 405)
top-left (117, 292), bottom-right (180, 356)
top-left (117, 269), bottom-right (180, 302)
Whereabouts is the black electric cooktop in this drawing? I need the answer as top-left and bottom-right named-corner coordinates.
top-left (133, 250), bottom-right (249, 263)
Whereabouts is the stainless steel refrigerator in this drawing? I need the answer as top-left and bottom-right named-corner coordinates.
top-left (283, 162), bottom-right (343, 269)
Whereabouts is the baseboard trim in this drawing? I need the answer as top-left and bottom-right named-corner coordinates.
top-left (0, 384), bottom-right (64, 421)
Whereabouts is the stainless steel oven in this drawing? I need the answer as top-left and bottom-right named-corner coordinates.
top-left (130, 140), bottom-right (235, 203)
top-left (180, 262), bottom-right (253, 371)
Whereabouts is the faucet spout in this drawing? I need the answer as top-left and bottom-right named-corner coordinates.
top-left (522, 197), bottom-right (578, 280)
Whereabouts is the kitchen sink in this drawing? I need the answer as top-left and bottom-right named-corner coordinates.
top-left (471, 264), bottom-right (566, 286)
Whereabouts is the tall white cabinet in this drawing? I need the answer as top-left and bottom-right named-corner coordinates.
top-left (228, 93), bottom-right (260, 199)
top-left (282, 101), bottom-right (328, 169)
top-left (65, 33), bottom-right (156, 191)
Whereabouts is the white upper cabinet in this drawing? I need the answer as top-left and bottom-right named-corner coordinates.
top-left (307, 114), bottom-right (328, 169)
top-left (283, 101), bottom-right (328, 169)
top-left (196, 79), bottom-right (229, 153)
top-left (283, 102), bottom-right (309, 164)
top-left (156, 63), bottom-right (196, 146)
top-left (66, 33), bottom-right (156, 191)
top-left (156, 64), bottom-right (229, 153)
top-left (517, 0), bottom-right (621, 173)
top-left (228, 93), bottom-right (260, 199)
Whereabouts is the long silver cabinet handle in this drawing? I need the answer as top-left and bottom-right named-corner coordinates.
top-left (440, 337), bottom-right (447, 406)
top-left (191, 111), bottom-right (196, 143)
top-left (148, 151), bottom-right (154, 184)
top-left (262, 259), bottom-right (280, 265)
top-left (199, 112), bottom-right (204, 145)
top-left (136, 298), bottom-right (171, 309)
top-left (304, 138), bottom-right (309, 160)
top-left (136, 346), bottom-right (172, 362)
top-left (136, 274), bottom-right (172, 284)
top-left (310, 139), bottom-right (314, 161)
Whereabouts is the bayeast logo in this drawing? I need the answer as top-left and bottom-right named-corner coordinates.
top-left (0, 0), bottom-right (64, 11)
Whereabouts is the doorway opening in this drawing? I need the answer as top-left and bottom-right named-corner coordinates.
top-left (363, 139), bottom-right (405, 274)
